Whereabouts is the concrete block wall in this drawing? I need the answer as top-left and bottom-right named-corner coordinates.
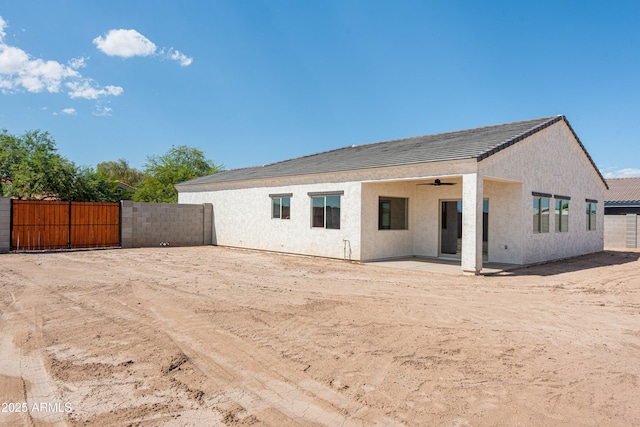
top-left (627, 214), bottom-right (638, 249)
top-left (0, 197), bottom-right (10, 254)
top-left (604, 214), bottom-right (638, 249)
top-left (121, 201), bottom-right (213, 248)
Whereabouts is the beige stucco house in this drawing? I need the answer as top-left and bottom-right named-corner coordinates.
top-left (176, 115), bottom-right (607, 273)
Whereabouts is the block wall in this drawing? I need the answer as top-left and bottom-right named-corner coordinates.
top-left (604, 214), bottom-right (639, 249)
top-left (0, 197), bottom-right (10, 254)
top-left (121, 201), bottom-right (213, 248)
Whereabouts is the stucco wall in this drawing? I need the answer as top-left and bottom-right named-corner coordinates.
top-left (483, 179), bottom-right (524, 264)
top-left (360, 181), bottom-right (415, 260)
top-left (0, 197), bottom-right (10, 254)
top-left (479, 121), bottom-right (606, 264)
top-left (121, 201), bottom-right (213, 248)
top-left (179, 182), bottom-right (362, 260)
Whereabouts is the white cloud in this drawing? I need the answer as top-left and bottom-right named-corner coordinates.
top-left (53, 107), bottom-right (77, 116)
top-left (603, 168), bottom-right (640, 178)
top-left (68, 57), bottom-right (88, 69)
top-left (66, 81), bottom-right (123, 99)
top-left (0, 15), bottom-right (122, 101)
top-left (93, 105), bottom-right (113, 117)
top-left (94, 28), bottom-right (193, 66)
top-left (0, 16), bottom-right (6, 42)
top-left (93, 29), bottom-right (156, 58)
top-left (169, 49), bottom-right (193, 67)
top-left (0, 44), bottom-right (30, 74)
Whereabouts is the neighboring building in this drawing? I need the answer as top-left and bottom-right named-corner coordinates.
top-left (604, 178), bottom-right (640, 215)
top-left (176, 115), bottom-right (607, 273)
top-left (604, 178), bottom-right (640, 248)
top-left (116, 181), bottom-right (137, 198)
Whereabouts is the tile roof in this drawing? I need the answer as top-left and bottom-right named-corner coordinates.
top-left (605, 178), bottom-right (640, 204)
top-left (177, 115), bottom-right (606, 188)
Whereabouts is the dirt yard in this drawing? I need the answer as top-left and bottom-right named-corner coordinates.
top-left (0, 247), bottom-right (639, 427)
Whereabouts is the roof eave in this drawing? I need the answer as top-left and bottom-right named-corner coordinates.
top-left (176, 157), bottom-right (478, 190)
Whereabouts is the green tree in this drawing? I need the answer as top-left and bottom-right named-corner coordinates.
top-left (97, 158), bottom-right (145, 200)
top-left (134, 145), bottom-right (223, 203)
top-left (97, 158), bottom-right (144, 188)
top-left (74, 167), bottom-right (119, 202)
top-left (0, 129), bottom-right (115, 201)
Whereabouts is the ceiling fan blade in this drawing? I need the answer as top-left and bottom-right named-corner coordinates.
top-left (416, 179), bottom-right (457, 186)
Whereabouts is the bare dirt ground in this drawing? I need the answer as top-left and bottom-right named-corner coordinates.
top-left (1, 246), bottom-right (639, 427)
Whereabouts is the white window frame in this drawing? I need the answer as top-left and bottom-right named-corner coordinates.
top-left (308, 191), bottom-right (343, 229)
top-left (270, 193), bottom-right (292, 220)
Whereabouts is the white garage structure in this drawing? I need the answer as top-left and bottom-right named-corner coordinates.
top-left (177, 115), bottom-right (607, 274)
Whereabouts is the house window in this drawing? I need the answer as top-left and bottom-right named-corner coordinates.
top-left (555, 195), bottom-right (570, 232)
top-left (309, 192), bottom-right (342, 229)
top-left (586, 199), bottom-right (597, 231)
top-left (379, 197), bottom-right (408, 230)
top-left (270, 193), bottom-right (292, 219)
top-left (533, 193), bottom-right (550, 233)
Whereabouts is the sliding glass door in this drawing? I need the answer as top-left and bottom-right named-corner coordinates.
top-left (440, 200), bottom-right (488, 260)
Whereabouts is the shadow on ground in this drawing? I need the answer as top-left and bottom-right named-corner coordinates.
top-left (490, 250), bottom-right (640, 277)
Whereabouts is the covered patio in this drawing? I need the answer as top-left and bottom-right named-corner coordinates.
top-left (365, 256), bottom-right (521, 275)
top-left (360, 173), bottom-right (523, 274)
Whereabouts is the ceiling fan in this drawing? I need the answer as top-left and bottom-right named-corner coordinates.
top-left (418, 179), bottom-right (457, 186)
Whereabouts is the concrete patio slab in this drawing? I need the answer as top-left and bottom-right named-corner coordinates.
top-left (365, 257), bottom-right (520, 275)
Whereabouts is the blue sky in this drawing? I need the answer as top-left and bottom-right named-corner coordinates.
top-left (1, 1), bottom-right (639, 177)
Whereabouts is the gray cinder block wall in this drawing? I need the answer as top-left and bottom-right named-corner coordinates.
top-left (604, 214), bottom-right (639, 249)
top-left (120, 201), bottom-right (213, 248)
top-left (628, 214), bottom-right (638, 249)
top-left (0, 197), bottom-right (10, 254)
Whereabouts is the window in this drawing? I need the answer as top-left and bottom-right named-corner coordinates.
top-left (555, 195), bottom-right (570, 232)
top-left (586, 199), bottom-right (597, 231)
top-left (270, 194), bottom-right (291, 219)
top-left (309, 192), bottom-right (342, 229)
top-left (379, 197), bottom-right (408, 230)
top-left (533, 193), bottom-right (550, 233)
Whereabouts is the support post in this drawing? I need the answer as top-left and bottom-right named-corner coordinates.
top-left (461, 173), bottom-right (483, 274)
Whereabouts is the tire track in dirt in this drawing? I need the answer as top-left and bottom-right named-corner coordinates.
top-left (34, 280), bottom-right (213, 426)
top-left (133, 280), bottom-right (405, 426)
top-left (0, 274), bottom-right (68, 427)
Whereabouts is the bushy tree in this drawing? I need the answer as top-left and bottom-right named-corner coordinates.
top-left (97, 158), bottom-right (144, 188)
top-left (96, 158), bottom-right (144, 200)
top-left (133, 145), bottom-right (223, 203)
top-left (74, 167), bottom-right (119, 202)
top-left (0, 129), bottom-right (115, 201)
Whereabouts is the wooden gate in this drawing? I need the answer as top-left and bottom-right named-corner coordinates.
top-left (11, 200), bottom-right (120, 251)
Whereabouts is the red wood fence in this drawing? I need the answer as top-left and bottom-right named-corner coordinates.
top-left (11, 200), bottom-right (120, 251)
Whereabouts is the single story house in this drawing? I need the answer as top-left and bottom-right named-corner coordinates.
top-left (176, 115), bottom-right (607, 274)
